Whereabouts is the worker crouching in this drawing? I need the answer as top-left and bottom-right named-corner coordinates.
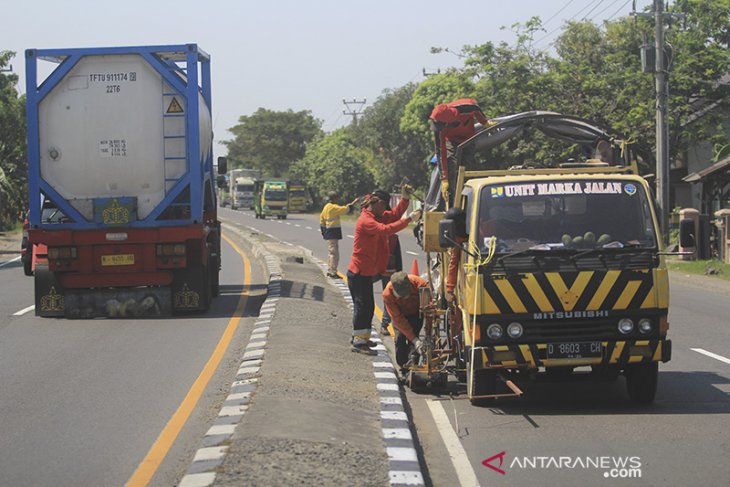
top-left (383, 271), bottom-right (428, 373)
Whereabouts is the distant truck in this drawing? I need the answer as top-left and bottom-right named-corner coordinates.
top-left (25, 44), bottom-right (222, 317)
top-left (254, 179), bottom-right (288, 219)
top-left (288, 181), bottom-right (308, 212)
top-left (232, 176), bottom-right (255, 210)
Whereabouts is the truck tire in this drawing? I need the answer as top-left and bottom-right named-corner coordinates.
top-left (23, 259), bottom-right (33, 276)
top-left (21, 238), bottom-right (33, 276)
top-left (468, 363), bottom-right (496, 406)
top-left (625, 362), bottom-right (658, 404)
top-left (210, 255), bottom-right (220, 298)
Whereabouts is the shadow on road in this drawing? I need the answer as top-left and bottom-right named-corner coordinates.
top-left (410, 371), bottom-right (730, 416)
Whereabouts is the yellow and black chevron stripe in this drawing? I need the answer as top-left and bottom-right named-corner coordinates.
top-left (469, 339), bottom-right (671, 368)
top-left (467, 269), bottom-right (668, 315)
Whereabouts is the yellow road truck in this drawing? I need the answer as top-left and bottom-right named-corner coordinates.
top-left (288, 181), bottom-right (308, 212)
top-left (417, 112), bottom-right (693, 405)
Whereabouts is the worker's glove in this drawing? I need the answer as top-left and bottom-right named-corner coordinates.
top-left (407, 209), bottom-right (422, 222)
top-left (445, 291), bottom-right (455, 304)
top-left (413, 338), bottom-right (424, 354)
top-left (401, 183), bottom-right (414, 199)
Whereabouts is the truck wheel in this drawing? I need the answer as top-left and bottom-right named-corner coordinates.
top-left (210, 256), bottom-right (220, 297)
top-left (468, 363), bottom-right (496, 406)
top-left (21, 238), bottom-right (33, 276)
top-left (199, 265), bottom-right (211, 312)
top-left (625, 362), bottom-right (658, 404)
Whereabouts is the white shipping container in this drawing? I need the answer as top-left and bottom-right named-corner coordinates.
top-left (38, 54), bottom-right (212, 219)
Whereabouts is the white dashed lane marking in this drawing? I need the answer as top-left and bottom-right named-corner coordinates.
top-left (0, 256), bottom-right (21, 268)
top-left (691, 348), bottom-right (730, 365)
top-left (13, 305), bottom-right (35, 316)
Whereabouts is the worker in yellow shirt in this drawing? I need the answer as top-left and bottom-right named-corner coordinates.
top-left (320, 191), bottom-right (358, 278)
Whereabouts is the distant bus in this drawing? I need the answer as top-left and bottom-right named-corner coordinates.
top-left (254, 179), bottom-right (288, 219)
top-left (288, 181), bottom-right (308, 212)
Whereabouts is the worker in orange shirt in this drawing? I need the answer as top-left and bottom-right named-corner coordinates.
top-left (348, 189), bottom-right (420, 355)
top-left (383, 271), bottom-right (429, 370)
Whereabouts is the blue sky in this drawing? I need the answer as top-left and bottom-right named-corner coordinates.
top-left (5, 0), bottom-right (651, 157)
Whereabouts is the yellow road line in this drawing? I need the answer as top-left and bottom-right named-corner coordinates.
top-left (126, 234), bottom-right (250, 487)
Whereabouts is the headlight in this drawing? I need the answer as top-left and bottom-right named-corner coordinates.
top-left (507, 322), bottom-right (523, 338)
top-left (618, 318), bottom-right (634, 335)
top-left (638, 318), bottom-right (652, 334)
top-left (486, 323), bottom-right (503, 340)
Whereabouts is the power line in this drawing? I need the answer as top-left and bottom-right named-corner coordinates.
top-left (581, 0), bottom-right (607, 21)
top-left (542, 0), bottom-right (576, 28)
top-left (607, 0), bottom-right (633, 20)
top-left (568, 0), bottom-right (604, 22)
top-left (590, 0), bottom-right (624, 22)
top-left (532, 0), bottom-right (602, 47)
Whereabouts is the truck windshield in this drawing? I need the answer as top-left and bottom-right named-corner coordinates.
top-left (236, 184), bottom-right (254, 193)
top-left (265, 189), bottom-right (288, 201)
top-left (477, 180), bottom-right (657, 252)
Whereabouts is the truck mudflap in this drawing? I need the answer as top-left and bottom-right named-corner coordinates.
top-left (35, 264), bottom-right (172, 318)
top-left (64, 288), bottom-right (171, 318)
top-left (467, 339), bottom-right (672, 369)
top-left (35, 264), bottom-right (66, 317)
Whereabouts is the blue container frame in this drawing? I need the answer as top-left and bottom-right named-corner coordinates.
top-left (25, 44), bottom-right (214, 230)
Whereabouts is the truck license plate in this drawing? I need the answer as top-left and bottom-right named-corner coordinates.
top-left (101, 254), bottom-right (135, 266)
top-left (547, 342), bottom-right (602, 359)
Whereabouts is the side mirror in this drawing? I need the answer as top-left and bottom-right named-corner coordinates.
top-left (217, 156), bottom-right (228, 175)
top-left (679, 218), bottom-right (695, 248)
top-left (438, 218), bottom-right (457, 248)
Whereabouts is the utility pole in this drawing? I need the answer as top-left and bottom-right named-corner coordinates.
top-left (634, 0), bottom-right (676, 245)
top-left (342, 98), bottom-right (366, 125)
top-left (654, 0), bottom-right (670, 245)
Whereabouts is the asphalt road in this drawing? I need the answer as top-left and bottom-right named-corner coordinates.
top-left (220, 207), bottom-right (730, 487)
top-left (0, 237), bottom-right (267, 486)
top-left (2, 207), bottom-right (728, 487)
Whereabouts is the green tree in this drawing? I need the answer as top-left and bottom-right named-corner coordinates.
top-left (664, 0), bottom-right (730, 153)
top-left (0, 50), bottom-right (26, 230)
top-left (430, 2), bottom-right (729, 169)
top-left (290, 128), bottom-right (375, 205)
top-left (223, 108), bottom-right (322, 177)
top-left (353, 83), bottom-right (431, 192)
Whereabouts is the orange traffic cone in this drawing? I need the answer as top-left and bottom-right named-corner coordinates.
top-left (410, 259), bottom-right (419, 276)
